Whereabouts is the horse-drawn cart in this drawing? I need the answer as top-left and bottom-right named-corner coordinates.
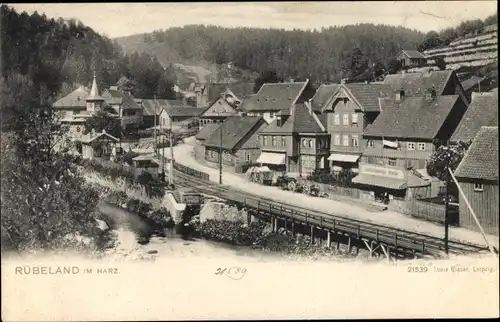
top-left (245, 166), bottom-right (274, 185)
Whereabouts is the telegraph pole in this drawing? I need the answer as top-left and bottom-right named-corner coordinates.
top-left (154, 95), bottom-right (158, 157)
top-left (444, 140), bottom-right (450, 255)
top-left (219, 120), bottom-right (223, 184)
top-left (169, 129), bottom-right (174, 186)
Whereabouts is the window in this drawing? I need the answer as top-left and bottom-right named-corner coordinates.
top-left (270, 112), bottom-right (276, 118)
top-left (351, 113), bottom-right (358, 124)
top-left (367, 140), bottom-right (375, 148)
top-left (334, 135), bottom-right (341, 146)
top-left (302, 139), bottom-right (308, 147)
top-left (418, 143), bottom-right (426, 151)
top-left (334, 114), bottom-right (340, 125)
top-left (474, 183), bottom-right (483, 192)
top-left (342, 135), bottom-right (349, 146)
top-left (272, 136), bottom-right (277, 146)
top-left (351, 135), bottom-right (358, 147)
top-left (263, 136), bottom-right (268, 146)
top-left (407, 142), bottom-right (416, 150)
top-left (343, 114), bottom-right (349, 125)
top-left (245, 152), bottom-right (250, 162)
top-left (281, 136), bottom-right (286, 147)
top-left (388, 158), bottom-right (397, 166)
top-left (308, 139), bottom-right (313, 148)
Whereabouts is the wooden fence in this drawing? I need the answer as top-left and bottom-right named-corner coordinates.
top-left (389, 198), bottom-right (459, 225)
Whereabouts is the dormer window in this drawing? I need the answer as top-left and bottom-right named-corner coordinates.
top-left (276, 117), bottom-right (282, 127)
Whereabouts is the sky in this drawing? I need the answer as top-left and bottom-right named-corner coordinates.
top-left (9, 2), bottom-right (498, 39)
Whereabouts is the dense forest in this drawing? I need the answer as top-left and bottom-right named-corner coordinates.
top-left (117, 13), bottom-right (497, 84)
top-left (0, 5), bottom-right (177, 131)
top-left (418, 13), bottom-right (498, 52)
top-left (116, 24), bottom-right (426, 84)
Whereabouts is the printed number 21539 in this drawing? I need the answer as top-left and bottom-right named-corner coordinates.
top-left (407, 266), bottom-right (428, 273)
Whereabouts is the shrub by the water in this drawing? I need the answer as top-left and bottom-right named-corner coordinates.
top-left (198, 219), bottom-right (267, 246)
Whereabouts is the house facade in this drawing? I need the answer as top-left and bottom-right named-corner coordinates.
top-left (319, 82), bottom-right (394, 173)
top-left (78, 129), bottom-right (119, 160)
top-left (194, 123), bottom-right (220, 162)
top-left (240, 80), bottom-right (314, 124)
top-left (141, 99), bottom-right (184, 128)
top-left (52, 72), bottom-right (107, 140)
top-left (396, 50), bottom-right (427, 68)
top-left (203, 116), bottom-right (267, 173)
top-left (101, 87), bottom-right (143, 130)
top-left (454, 126), bottom-right (499, 236)
top-left (257, 102), bottom-right (330, 176)
top-left (158, 106), bottom-right (204, 129)
top-left (357, 88), bottom-right (469, 200)
top-left (198, 95), bottom-right (240, 127)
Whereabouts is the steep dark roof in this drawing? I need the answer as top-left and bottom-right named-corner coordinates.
top-left (53, 87), bottom-right (89, 108)
top-left (400, 50), bottom-right (426, 59)
top-left (363, 95), bottom-right (461, 140)
top-left (343, 83), bottom-right (394, 112)
top-left (451, 92), bottom-right (498, 143)
top-left (142, 99), bottom-right (184, 116)
top-left (311, 84), bottom-right (341, 112)
top-left (163, 106), bottom-right (204, 118)
top-left (102, 89), bottom-right (142, 110)
top-left (261, 103), bottom-right (326, 135)
top-left (204, 116), bottom-right (265, 150)
top-left (205, 83), bottom-right (255, 104)
top-left (454, 126), bottom-right (498, 181)
top-left (195, 123), bottom-right (220, 141)
top-left (383, 70), bottom-right (455, 96)
top-left (240, 81), bottom-right (308, 112)
top-left (460, 76), bottom-right (486, 92)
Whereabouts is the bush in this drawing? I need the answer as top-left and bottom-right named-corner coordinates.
top-left (197, 219), bottom-right (267, 246)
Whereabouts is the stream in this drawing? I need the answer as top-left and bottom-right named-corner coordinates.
top-left (96, 201), bottom-right (288, 261)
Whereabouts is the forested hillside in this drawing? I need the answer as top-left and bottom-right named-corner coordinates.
top-left (115, 24), bottom-right (426, 83)
top-left (0, 5), bottom-right (176, 132)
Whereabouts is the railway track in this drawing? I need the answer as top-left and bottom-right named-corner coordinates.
top-left (170, 168), bottom-right (490, 257)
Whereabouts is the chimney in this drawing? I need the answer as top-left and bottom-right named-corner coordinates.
top-left (395, 87), bottom-right (405, 102)
top-left (289, 78), bottom-right (295, 83)
top-left (341, 78), bottom-right (348, 84)
top-left (425, 86), bottom-right (437, 101)
top-left (305, 100), bottom-right (313, 115)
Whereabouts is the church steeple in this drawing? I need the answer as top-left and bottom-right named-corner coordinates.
top-left (86, 70), bottom-right (104, 113)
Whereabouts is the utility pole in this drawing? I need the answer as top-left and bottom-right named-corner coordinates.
top-left (444, 140), bottom-right (450, 255)
top-left (169, 128), bottom-right (174, 186)
top-left (154, 95), bottom-right (158, 157)
top-left (219, 120), bottom-right (223, 184)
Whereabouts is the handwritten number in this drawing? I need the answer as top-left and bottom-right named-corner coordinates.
top-left (215, 267), bottom-right (247, 280)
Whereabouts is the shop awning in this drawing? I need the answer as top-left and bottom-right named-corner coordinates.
top-left (352, 174), bottom-right (407, 190)
top-left (327, 153), bottom-right (360, 163)
top-left (256, 152), bottom-right (286, 165)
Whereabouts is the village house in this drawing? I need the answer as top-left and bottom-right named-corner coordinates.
top-left (140, 99), bottom-right (184, 128)
top-left (101, 86), bottom-right (143, 130)
top-left (52, 72), bottom-right (112, 140)
top-left (358, 87), bottom-right (468, 200)
top-left (194, 123), bottom-right (220, 161)
top-left (195, 82), bottom-right (254, 108)
top-left (450, 91), bottom-right (498, 144)
top-left (454, 126), bottom-right (498, 236)
top-left (202, 116), bottom-right (267, 173)
top-left (78, 129), bottom-right (119, 160)
top-left (257, 102), bottom-right (330, 177)
top-left (158, 106), bottom-right (204, 129)
top-left (317, 81), bottom-right (394, 173)
top-left (396, 50), bottom-right (428, 68)
top-left (383, 69), bottom-right (469, 105)
top-left (239, 80), bottom-right (314, 124)
top-left (198, 88), bottom-right (244, 127)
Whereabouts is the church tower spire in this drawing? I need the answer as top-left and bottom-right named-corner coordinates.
top-left (86, 69), bottom-right (104, 113)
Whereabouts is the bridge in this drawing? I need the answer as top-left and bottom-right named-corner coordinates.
top-left (167, 162), bottom-right (490, 260)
